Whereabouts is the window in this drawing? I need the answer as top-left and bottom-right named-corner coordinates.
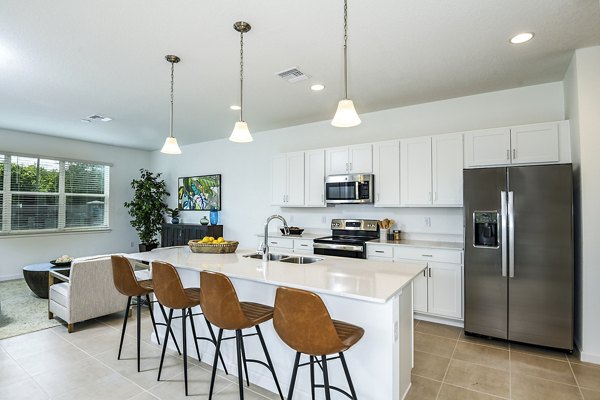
top-left (0, 153), bottom-right (110, 235)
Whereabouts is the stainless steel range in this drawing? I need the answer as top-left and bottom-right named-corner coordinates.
top-left (313, 219), bottom-right (379, 259)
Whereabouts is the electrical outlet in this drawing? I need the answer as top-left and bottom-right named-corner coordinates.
top-left (424, 217), bottom-right (432, 227)
top-left (130, 242), bottom-right (134, 247)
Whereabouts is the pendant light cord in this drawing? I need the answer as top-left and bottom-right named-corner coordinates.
top-left (240, 30), bottom-right (244, 122)
top-left (169, 60), bottom-right (175, 138)
top-left (343, 0), bottom-right (348, 100)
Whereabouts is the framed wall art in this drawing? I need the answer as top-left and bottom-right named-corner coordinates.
top-left (177, 174), bottom-right (221, 211)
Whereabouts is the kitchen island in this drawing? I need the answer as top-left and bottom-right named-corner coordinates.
top-left (126, 247), bottom-right (426, 400)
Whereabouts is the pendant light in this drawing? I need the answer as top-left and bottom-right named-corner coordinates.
top-left (331, 0), bottom-right (361, 128)
top-left (161, 55), bottom-right (182, 154)
top-left (229, 21), bottom-right (253, 143)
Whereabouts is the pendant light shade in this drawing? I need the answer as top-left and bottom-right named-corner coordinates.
top-left (161, 136), bottom-right (182, 154)
top-left (161, 55), bottom-right (182, 154)
top-left (230, 121), bottom-right (253, 143)
top-left (331, 0), bottom-right (361, 128)
top-left (229, 21), bottom-right (254, 143)
top-left (332, 99), bottom-right (361, 127)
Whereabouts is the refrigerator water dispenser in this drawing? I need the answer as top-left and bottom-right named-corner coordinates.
top-left (473, 211), bottom-right (498, 248)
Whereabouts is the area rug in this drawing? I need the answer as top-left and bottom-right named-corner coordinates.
top-left (0, 279), bottom-right (60, 340)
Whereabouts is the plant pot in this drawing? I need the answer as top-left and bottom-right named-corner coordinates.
top-left (139, 243), bottom-right (158, 252)
top-left (171, 217), bottom-right (180, 224)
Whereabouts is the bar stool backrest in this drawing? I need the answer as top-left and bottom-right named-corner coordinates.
top-left (111, 255), bottom-right (146, 297)
top-left (152, 261), bottom-right (190, 309)
top-left (273, 286), bottom-right (343, 356)
top-left (199, 270), bottom-right (247, 330)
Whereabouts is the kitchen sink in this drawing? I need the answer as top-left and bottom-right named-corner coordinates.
top-left (278, 256), bottom-right (323, 264)
top-left (243, 253), bottom-right (289, 261)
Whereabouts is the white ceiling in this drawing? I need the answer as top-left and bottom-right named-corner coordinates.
top-left (1, 0), bottom-right (600, 151)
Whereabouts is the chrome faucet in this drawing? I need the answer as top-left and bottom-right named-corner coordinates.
top-left (262, 215), bottom-right (289, 261)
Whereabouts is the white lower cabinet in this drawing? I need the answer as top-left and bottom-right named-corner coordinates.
top-left (366, 243), bottom-right (463, 320)
top-left (256, 236), bottom-right (313, 255)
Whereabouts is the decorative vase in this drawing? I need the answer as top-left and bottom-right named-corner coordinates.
top-left (171, 217), bottom-right (180, 224)
top-left (200, 216), bottom-right (209, 225)
top-left (210, 209), bottom-right (219, 225)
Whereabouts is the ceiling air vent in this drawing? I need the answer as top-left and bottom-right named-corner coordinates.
top-left (276, 67), bottom-right (310, 83)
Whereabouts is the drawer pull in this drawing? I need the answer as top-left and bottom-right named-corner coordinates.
top-left (375, 250), bottom-right (385, 253)
top-left (422, 254), bottom-right (433, 257)
top-left (270, 241), bottom-right (278, 245)
top-left (300, 244), bottom-right (308, 247)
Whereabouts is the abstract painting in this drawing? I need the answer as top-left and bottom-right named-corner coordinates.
top-left (177, 174), bottom-right (221, 211)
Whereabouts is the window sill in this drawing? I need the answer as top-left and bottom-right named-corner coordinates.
top-left (0, 228), bottom-right (112, 239)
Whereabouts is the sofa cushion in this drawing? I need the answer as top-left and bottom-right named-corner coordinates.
top-left (50, 282), bottom-right (70, 307)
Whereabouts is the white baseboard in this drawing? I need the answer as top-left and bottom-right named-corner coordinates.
top-left (580, 350), bottom-right (600, 365)
top-left (415, 313), bottom-right (464, 328)
top-left (0, 274), bottom-right (23, 282)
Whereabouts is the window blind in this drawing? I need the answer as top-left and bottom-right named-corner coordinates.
top-left (0, 153), bottom-right (110, 234)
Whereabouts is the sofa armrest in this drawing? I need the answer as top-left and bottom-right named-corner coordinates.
top-left (49, 269), bottom-right (70, 285)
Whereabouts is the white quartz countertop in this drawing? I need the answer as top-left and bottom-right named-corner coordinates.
top-left (256, 232), bottom-right (327, 240)
top-left (126, 247), bottom-right (426, 304)
top-left (367, 239), bottom-right (464, 250)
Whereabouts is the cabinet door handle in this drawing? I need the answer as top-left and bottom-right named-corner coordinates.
top-left (377, 193), bottom-right (380, 202)
top-left (349, 162), bottom-right (353, 171)
top-left (321, 194), bottom-right (324, 202)
top-left (345, 162), bottom-right (349, 172)
top-left (429, 268), bottom-right (432, 278)
top-left (423, 269), bottom-right (426, 277)
top-left (428, 192), bottom-right (432, 201)
top-left (506, 149), bottom-right (510, 160)
top-left (513, 149), bottom-right (516, 159)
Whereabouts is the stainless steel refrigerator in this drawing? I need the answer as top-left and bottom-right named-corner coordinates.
top-left (464, 164), bottom-right (573, 350)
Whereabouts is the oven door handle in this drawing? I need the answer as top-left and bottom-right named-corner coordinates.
top-left (313, 243), bottom-right (364, 252)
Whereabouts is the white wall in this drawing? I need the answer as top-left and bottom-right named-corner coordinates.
top-left (563, 46), bottom-right (600, 364)
top-left (151, 82), bottom-right (565, 249)
top-left (0, 128), bottom-right (151, 280)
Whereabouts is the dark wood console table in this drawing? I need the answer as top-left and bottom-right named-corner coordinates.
top-left (161, 223), bottom-right (223, 247)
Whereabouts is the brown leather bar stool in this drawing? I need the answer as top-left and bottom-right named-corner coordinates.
top-left (152, 261), bottom-right (227, 396)
top-left (111, 255), bottom-right (181, 372)
top-left (273, 286), bottom-right (364, 400)
top-left (199, 270), bottom-right (284, 400)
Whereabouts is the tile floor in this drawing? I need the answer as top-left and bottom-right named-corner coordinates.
top-left (1, 313), bottom-right (600, 399)
top-left (408, 319), bottom-right (600, 400)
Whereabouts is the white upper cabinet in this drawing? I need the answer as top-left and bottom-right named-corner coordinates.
top-left (464, 127), bottom-right (511, 167)
top-left (372, 140), bottom-right (401, 207)
top-left (304, 149), bottom-right (326, 207)
top-left (325, 144), bottom-right (372, 175)
top-left (464, 121), bottom-right (566, 168)
top-left (401, 137), bottom-right (432, 206)
top-left (510, 123), bottom-right (559, 165)
top-left (401, 133), bottom-right (463, 207)
top-left (271, 152), bottom-right (305, 207)
top-left (432, 133), bottom-right (463, 206)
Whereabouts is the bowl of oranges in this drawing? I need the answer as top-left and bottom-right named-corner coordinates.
top-left (188, 236), bottom-right (239, 254)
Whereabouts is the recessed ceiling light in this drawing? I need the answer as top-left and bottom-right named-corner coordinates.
top-left (310, 84), bottom-right (325, 91)
top-left (230, 105), bottom-right (241, 110)
top-left (510, 32), bottom-right (534, 44)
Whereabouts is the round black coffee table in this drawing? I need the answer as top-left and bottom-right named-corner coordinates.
top-left (22, 263), bottom-right (67, 298)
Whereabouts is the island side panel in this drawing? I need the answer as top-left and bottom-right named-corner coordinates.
top-left (152, 266), bottom-right (409, 400)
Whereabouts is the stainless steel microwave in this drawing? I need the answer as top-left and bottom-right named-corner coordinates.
top-left (325, 174), bottom-right (374, 204)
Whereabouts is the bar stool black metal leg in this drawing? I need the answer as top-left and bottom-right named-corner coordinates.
top-left (322, 355), bottom-right (331, 400)
top-left (146, 294), bottom-right (161, 345)
top-left (136, 296), bottom-right (142, 372)
top-left (208, 329), bottom-right (224, 400)
top-left (188, 308), bottom-right (202, 362)
top-left (118, 296), bottom-right (132, 360)
top-left (239, 331), bottom-right (250, 387)
top-left (158, 308), bottom-right (173, 381)
top-left (204, 317), bottom-right (228, 375)
top-left (182, 308), bottom-right (188, 396)
top-left (235, 329), bottom-right (245, 400)
top-left (287, 351), bottom-right (301, 400)
top-left (310, 356), bottom-right (316, 400)
top-left (339, 352), bottom-right (358, 399)
top-left (158, 303), bottom-right (181, 355)
top-left (255, 325), bottom-right (284, 400)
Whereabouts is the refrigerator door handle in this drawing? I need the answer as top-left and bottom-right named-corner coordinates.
top-left (501, 191), bottom-right (508, 277)
top-left (508, 191), bottom-right (515, 278)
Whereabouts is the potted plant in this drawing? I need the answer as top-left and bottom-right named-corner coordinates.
top-left (167, 208), bottom-right (181, 224)
top-left (124, 169), bottom-right (170, 252)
